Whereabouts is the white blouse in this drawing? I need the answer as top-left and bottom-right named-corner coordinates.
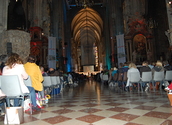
top-left (2, 64), bottom-right (29, 93)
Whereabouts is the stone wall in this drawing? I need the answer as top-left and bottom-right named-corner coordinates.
top-left (0, 30), bottom-right (31, 62)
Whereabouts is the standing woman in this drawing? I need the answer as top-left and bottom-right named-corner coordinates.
top-left (24, 55), bottom-right (44, 100)
top-left (2, 53), bottom-right (40, 110)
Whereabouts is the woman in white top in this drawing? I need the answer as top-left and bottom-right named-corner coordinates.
top-left (2, 54), bottom-right (29, 93)
top-left (2, 53), bottom-right (41, 110)
top-left (126, 62), bottom-right (140, 87)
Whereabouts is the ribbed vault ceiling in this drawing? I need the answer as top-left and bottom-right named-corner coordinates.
top-left (71, 7), bottom-right (103, 46)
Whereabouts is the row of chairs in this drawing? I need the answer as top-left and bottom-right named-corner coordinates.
top-left (0, 75), bottom-right (65, 115)
top-left (128, 71), bottom-right (172, 91)
top-left (102, 71), bottom-right (172, 91)
top-left (43, 76), bottom-right (64, 95)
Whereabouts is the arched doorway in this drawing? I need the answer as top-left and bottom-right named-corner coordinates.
top-left (71, 7), bottom-right (103, 73)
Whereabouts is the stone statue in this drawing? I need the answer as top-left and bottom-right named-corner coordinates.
top-left (132, 50), bottom-right (137, 63)
top-left (165, 29), bottom-right (172, 45)
top-left (147, 49), bottom-right (152, 61)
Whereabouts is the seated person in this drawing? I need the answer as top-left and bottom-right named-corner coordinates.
top-left (139, 61), bottom-right (151, 76)
top-left (152, 60), bottom-right (165, 90)
top-left (152, 60), bottom-right (165, 74)
top-left (122, 62), bottom-right (129, 72)
top-left (39, 66), bottom-right (48, 76)
top-left (139, 61), bottom-right (151, 90)
top-left (126, 62), bottom-right (140, 89)
top-left (2, 53), bottom-right (40, 111)
top-left (163, 60), bottom-right (172, 71)
top-left (48, 68), bottom-right (59, 76)
top-left (24, 55), bottom-right (45, 101)
top-left (117, 63), bottom-right (124, 87)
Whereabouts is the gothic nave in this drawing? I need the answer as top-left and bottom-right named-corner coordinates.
top-left (0, 1), bottom-right (172, 125)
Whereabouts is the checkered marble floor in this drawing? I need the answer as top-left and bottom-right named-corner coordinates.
top-left (1, 79), bottom-right (172, 125)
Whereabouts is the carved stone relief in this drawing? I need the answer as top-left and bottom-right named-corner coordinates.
top-left (0, 30), bottom-right (31, 62)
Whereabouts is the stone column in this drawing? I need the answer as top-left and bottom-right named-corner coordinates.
top-left (0, 0), bottom-right (9, 33)
top-left (165, 0), bottom-right (172, 46)
top-left (33, 0), bottom-right (43, 27)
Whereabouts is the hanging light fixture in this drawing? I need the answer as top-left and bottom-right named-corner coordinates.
top-left (75, 0), bottom-right (94, 8)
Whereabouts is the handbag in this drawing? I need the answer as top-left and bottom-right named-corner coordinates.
top-left (4, 107), bottom-right (24, 124)
top-left (24, 99), bottom-right (31, 111)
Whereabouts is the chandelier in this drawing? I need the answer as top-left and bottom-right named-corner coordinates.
top-left (75, 0), bottom-right (94, 8)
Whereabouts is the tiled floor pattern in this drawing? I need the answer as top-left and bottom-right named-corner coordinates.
top-left (1, 79), bottom-right (172, 125)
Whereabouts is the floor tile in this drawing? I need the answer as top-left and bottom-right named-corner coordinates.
top-left (131, 116), bottom-right (166, 125)
top-left (59, 104), bottom-right (77, 108)
top-left (52, 108), bottom-right (74, 114)
top-left (106, 107), bottom-right (130, 112)
top-left (79, 108), bottom-right (102, 114)
top-left (53, 119), bottom-right (89, 125)
top-left (76, 114), bottom-right (105, 123)
top-left (110, 113), bottom-right (139, 121)
top-left (104, 102), bottom-right (123, 106)
top-left (152, 107), bottom-right (172, 113)
top-left (142, 102), bottom-right (164, 107)
top-left (62, 111), bottom-right (88, 119)
top-left (32, 112), bottom-right (61, 119)
top-left (22, 120), bottom-right (51, 125)
top-left (93, 118), bottom-right (127, 125)
top-left (42, 115), bottom-right (72, 124)
top-left (134, 105), bottom-right (156, 110)
top-left (117, 104), bottom-right (139, 108)
top-left (123, 109), bottom-right (150, 116)
top-left (81, 103), bottom-right (100, 107)
top-left (124, 123), bottom-right (143, 125)
top-left (160, 120), bottom-right (172, 125)
top-left (143, 111), bottom-right (172, 119)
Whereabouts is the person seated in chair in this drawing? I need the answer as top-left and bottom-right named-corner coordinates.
top-left (24, 55), bottom-right (45, 102)
top-left (2, 53), bottom-right (41, 111)
top-left (122, 62), bottom-right (129, 72)
top-left (126, 62), bottom-right (140, 91)
top-left (117, 63), bottom-right (124, 88)
top-left (139, 61), bottom-right (151, 90)
top-left (163, 60), bottom-right (172, 71)
top-left (48, 68), bottom-right (59, 76)
top-left (152, 60), bottom-right (165, 90)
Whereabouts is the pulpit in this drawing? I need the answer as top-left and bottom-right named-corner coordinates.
top-left (29, 27), bottom-right (48, 66)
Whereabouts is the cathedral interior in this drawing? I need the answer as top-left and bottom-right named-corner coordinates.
top-left (1, 1), bottom-right (172, 125)
top-left (0, 0), bottom-right (171, 73)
